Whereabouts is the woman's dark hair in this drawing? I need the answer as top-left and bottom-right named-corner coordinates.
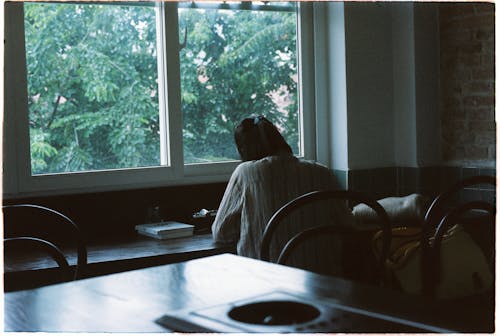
top-left (234, 115), bottom-right (293, 161)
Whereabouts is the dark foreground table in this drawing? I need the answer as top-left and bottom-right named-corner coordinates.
top-left (4, 253), bottom-right (493, 333)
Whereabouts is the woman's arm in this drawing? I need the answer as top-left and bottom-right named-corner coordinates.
top-left (211, 169), bottom-right (245, 244)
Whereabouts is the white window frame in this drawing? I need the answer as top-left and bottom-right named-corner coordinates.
top-left (3, 2), bottom-right (317, 198)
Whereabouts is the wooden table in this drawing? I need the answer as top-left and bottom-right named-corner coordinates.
top-left (5, 233), bottom-right (235, 291)
top-left (4, 253), bottom-right (492, 333)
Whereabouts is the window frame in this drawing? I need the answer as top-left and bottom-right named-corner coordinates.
top-left (3, 1), bottom-right (317, 198)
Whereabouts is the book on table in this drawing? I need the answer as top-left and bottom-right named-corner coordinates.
top-left (135, 221), bottom-right (194, 240)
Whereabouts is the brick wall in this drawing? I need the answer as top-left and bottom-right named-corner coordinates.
top-left (439, 3), bottom-right (495, 167)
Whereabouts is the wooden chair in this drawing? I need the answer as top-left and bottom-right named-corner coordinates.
top-left (260, 190), bottom-right (392, 284)
top-left (3, 204), bottom-right (88, 289)
top-left (422, 175), bottom-right (495, 231)
top-left (420, 176), bottom-right (496, 299)
top-left (4, 237), bottom-right (72, 282)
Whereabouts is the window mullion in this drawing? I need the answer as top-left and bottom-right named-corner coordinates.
top-left (161, 2), bottom-right (184, 173)
top-left (297, 3), bottom-right (316, 162)
top-left (155, 3), bottom-right (169, 166)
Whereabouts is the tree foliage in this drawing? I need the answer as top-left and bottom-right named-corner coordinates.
top-left (25, 3), bottom-right (299, 174)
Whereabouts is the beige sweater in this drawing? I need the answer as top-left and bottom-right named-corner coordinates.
top-left (212, 155), bottom-right (355, 274)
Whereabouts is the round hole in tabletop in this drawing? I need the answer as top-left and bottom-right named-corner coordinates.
top-left (228, 300), bottom-right (320, 325)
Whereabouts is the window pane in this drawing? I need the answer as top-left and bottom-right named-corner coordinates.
top-left (24, 3), bottom-right (162, 175)
top-left (179, 4), bottom-right (300, 164)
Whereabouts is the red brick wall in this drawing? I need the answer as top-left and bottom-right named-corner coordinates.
top-left (439, 3), bottom-right (495, 167)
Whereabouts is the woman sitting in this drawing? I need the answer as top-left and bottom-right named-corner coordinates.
top-left (212, 115), bottom-right (355, 274)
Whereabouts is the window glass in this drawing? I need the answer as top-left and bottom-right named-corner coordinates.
top-left (24, 3), bottom-right (163, 175)
top-left (23, 2), bottom-right (301, 174)
top-left (178, 3), bottom-right (300, 164)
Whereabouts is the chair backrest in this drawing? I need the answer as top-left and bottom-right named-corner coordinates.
top-left (260, 190), bottom-right (392, 283)
top-left (3, 204), bottom-right (88, 280)
top-left (276, 225), bottom-right (356, 264)
top-left (423, 175), bottom-right (495, 231)
top-left (4, 237), bottom-right (72, 282)
top-left (420, 176), bottom-right (496, 298)
top-left (422, 201), bottom-right (495, 298)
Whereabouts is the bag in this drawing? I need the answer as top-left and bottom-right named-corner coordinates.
top-left (372, 225), bottom-right (493, 300)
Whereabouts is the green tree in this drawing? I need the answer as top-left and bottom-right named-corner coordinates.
top-left (25, 3), bottom-right (299, 172)
top-left (25, 3), bottom-right (160, 174)
top-left (179, 8), bottom-right (298, 163)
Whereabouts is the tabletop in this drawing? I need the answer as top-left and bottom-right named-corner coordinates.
top-left (5, 233), bottom-right (232, 272)
top-left (5, 233), bottom-right (235, 291)
top-left (4, 253), bottom-right (493, 333)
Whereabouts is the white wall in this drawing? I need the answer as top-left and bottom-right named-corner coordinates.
top-left (319, 2), bottom-right (441, 170)
top-left (344, 2), bottom-right (395, 169)
top-left (392, 3), bottom-right (418, 167)
top-left (317, 2), bottom-right (349, 171)
top-left (414, 3), bottom-right (441, 167)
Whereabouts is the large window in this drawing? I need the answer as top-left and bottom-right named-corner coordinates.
top-left (4, 2), bottom-right (315, 196)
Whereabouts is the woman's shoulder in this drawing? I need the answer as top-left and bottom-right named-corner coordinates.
top-left (240, 156), bottom-right (328, 169)
top-left (231, 160), bottom-right (264, 180)
top-left (295, 158), bottom-right (332, 172)
top-left (235, 155), bottom-right (291, 167)
top-left (297, 157), bottom-right (326, 166)
top-left (231, 155), bottom-right (294, 178)
top-left (233, 160), bottom-right (256, 173)
top-left (234, 155), bottom-right (331, 176)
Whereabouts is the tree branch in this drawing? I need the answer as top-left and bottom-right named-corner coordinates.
top-left (46, 94), bottom-right (61, 129)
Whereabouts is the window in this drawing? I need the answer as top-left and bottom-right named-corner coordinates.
top-left (24, 3), bottom-right (165, 175)
top-left (4, 2), bottom-right (316, 196)
top-left (178, 3), bottom-right (300, 164)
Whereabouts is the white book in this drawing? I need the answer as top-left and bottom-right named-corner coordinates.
top-left (135, 221), bottom-right (194, 239)
top-left (137, 228), bottom-right (193, 240)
